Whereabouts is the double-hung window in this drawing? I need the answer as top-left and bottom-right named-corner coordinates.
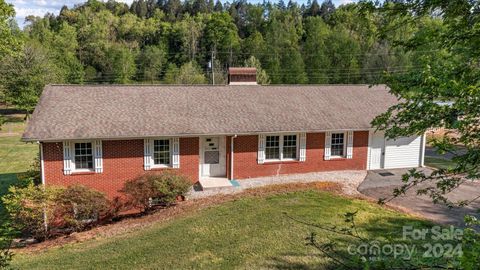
top-left (330, 132), bottom-right (346, 158)
top-left (73, 142), bottom-right (94, 171)
top-left (265, 134), bottom-right (297, 161)
top-left (153, 139), bottom-right (171, 167)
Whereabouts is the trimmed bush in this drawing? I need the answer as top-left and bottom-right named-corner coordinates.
top-left (122, 171), bottom-right (192, 212)
top-left (2, 184), bottom-right (111, 240)
top-left (54, 185), bottom-right (111, 231)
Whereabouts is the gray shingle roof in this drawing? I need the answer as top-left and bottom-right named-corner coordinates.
top-left (22, 84), bottom-right (397, 141)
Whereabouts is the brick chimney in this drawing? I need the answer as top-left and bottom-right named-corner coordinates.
top-left (228, 67), bottom-right (257, 85)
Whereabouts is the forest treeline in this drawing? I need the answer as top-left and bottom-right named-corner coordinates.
top-left (0, 0), bottom-right (443, 112)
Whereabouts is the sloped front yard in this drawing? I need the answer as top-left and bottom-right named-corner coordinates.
top-left (12, 189), bottom-right (433, 269)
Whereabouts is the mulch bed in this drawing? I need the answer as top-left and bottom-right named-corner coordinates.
top-left (16, 181), bottom-right (342, 253)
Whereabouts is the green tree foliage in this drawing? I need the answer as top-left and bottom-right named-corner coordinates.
top-left (203, 12), bottom-right (240, 63)
top-left (163, 63), bottom-right (180, 84)
top-left (107, 43), bottom-right (138, 84)
top-left (244, 56), bottom-right (269, 85)
top-left (137, 44), bottom-right (167, 83)
top-left (175, 61), bottom-right (207, 84)
top-left (0, 42), bottom-right (63, 113)
top-left (264, 8), bottom-right (307, 84)
top-left (369, 0), bottom-right (480, 266)
top-left (0, 0), bottom-right (432, 112)
top-left (303, 16), bottom-right (330, 83)
top-left (0, 0), bottom-right (22, 57)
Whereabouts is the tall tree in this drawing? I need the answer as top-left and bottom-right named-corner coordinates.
top-left (305, 0), bottom-right (320, 17)
top-left (175, 61), bottom-right (207, 84)
top-left (303, 16), bottom-right (330, 83)
top-left (264, 9), bottom-right (307, 84)
top-left (0, 43), bottom-right (62, 113)
top-left (0, 0), bottom-right (22, 110)
top-left (213, 0), bottom-right (223, 12)
top-left (137, 44), bottom-right (167, 83)
top-left (319, 0), bottom-right (335, 22)
top-left (203, 12), bottom-right (240, 63)
top-left (244, 56), bottom-right (270, 85)
top-left (371, 0), bottom-right (480, 213)
top-left (107, 43), bottom-right (137, 84)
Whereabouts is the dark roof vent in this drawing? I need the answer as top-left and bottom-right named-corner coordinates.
top-left (228, 67), bottom-right (257, 85)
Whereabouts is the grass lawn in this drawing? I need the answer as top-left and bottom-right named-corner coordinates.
top-left (12, 191), bottom-right (434, 269)
top-left (0, 121), bottom-right (38, 220)
top-left (425, 156), bottom-right (456, 170)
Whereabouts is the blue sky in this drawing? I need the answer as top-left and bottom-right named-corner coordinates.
top-left (7, 0), bottom-right (355, 28)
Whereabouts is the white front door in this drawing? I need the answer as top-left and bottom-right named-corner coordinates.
top-left (201, 136), bottom-right (226, 177)
top-left (369, 132), bottom-right (385, 170)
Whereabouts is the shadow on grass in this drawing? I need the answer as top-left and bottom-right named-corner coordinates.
top-left (268, 215), bottom-right (452, 269)
top-left (0, 173), bottom-right (20, 226)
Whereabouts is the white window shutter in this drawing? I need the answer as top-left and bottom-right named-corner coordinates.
top-left (346, 131), bottom-right (354, 159)
top-left (258, 134), bottom-right (265, 164)
top-left (299, 133), bottom-right (307, 162)
top-left (63, 141), bottom-right (72, 175)
top-left (144, 139), bottom-right (152, 170)
top-left (324, 132), bottom-right (332, 160)
top-left (94, 140), bottom-right (103, 173)
top-left (172, 137), bottom-right (180, 168)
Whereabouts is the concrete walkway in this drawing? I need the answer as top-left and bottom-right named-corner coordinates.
top-left (359, 168), bottom-right (480, 226)
top-left (188, 170), bottom-right (367, 199)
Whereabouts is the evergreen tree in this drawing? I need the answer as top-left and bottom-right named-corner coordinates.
top-left (319, 0), bottom-right (335, 22)
top-left (165, 0), bottom-right (182, 20)
top-left (303, 16), bottom-right (330, 83)
top-left (192, 0), bottom-right (208, 15)
top-left (244, 56), bottom-right (270, 85)
top-left (214, 0), bottom-right (223, 12)
top-left (305, 0), bottom-right (320, 17)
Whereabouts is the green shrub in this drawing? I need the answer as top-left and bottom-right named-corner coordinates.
top-left (54, 185), bottom-right (111, 231)
top-left (2, 184), bottom-right (61, 240)
top-left (153, 171), bottom-right (192, 205)
top-left (0, 115), bottom-right (5, 130)
top-left (0, 222), bottom-right (15, 269)
top-left (16, 155), bottom-right (41, 187)
top-left (122, 171), bottom-right (192, 212)
top-left (2, 184), bottom-right (111, 240)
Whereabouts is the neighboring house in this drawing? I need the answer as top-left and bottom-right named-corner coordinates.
top-left (23, 69), bottom-right (426, 198)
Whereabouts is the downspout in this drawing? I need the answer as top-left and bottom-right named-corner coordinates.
top-left (39, 142), bottom-right (45, 185)
top-left (230, 135), bottom-right (237, 180)
top-left (39, 142), bottom-right (48, 234)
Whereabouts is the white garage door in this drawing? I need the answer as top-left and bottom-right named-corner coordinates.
top-left (384, 136), bottom-right (422, 169)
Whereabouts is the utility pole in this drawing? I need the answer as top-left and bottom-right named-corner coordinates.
top-left (212, 51), bottom-right (215, 85)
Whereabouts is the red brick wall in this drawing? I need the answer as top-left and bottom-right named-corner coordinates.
top-left (42, 132), bottom-right (369, 198)
top-left (231, 131), bottom-right (369, 179)
top-left (42, 138), bottom-right (199, 199)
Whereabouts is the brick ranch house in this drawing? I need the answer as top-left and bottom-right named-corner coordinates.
top-left (23, 73), bottom-right (426, 199)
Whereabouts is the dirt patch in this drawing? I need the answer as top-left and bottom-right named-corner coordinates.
top-left (16, 181), bottom-right (342, 253)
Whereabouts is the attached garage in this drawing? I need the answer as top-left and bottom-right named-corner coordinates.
top-left (367, 131), bottom-right (425, 170)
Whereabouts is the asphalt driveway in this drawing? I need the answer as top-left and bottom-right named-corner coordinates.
top-left (358, 168), bottom-right (480, 227)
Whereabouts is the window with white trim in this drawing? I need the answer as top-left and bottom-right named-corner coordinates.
top-left (153, 139), bottom-right (171, 166)
top-left (265, 134), bottom-right (298, 161)
top-left (283, 135), bottom-right (297, 159)
top-left (265, 135), bottom-right (280, 160)
top-left (331, 133), bottom-right (346, 157)
top-left (74, 142), bottom-right (94, 171)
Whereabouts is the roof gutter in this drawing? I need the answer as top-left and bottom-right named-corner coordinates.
top-left (23, 128), bottom-right (374, 142)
